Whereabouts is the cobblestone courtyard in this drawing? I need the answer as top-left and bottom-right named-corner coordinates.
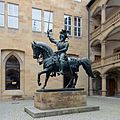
top-left (0, 96), bottom-right (120, 120)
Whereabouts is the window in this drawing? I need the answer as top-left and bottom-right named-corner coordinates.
top-left (0, 2), bottom-right (4, 27)
top-left (95, 55), bottom-right (101, 61)
top-left (5, 55), bottom-right (20, 90)
top-left (64, 15), bottom-right (72, 36)
top-left (32, 8), bottom-right (41, 32)
top-left (74, 17), bottom-right (81, 37)
top-left (8, 3), bottom-right (18, 29)
top-left (44, 11), bottom-right (53, 33)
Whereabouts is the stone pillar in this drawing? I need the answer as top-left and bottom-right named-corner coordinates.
top-left (101, 4), bottom-right (106, 67)
top-left (101, 74), bottom-right (107, 96)
top-left (89, 77), bottom-right (93, 95)
top-left (101, 41), bottom-right (106, 65)
top-left (101, 4), bottom-right (106, 24)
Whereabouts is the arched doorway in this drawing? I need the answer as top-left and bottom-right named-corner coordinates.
top-left (91, 6), bottom-right (101, 30)
top-left (91, 40), bottom-right (101, 62)
top-left (5, 55), bottom-right (20, 90)
top-left (106, 77), bottom-right (116, 96)
top-left (106, 67), bottom-right (120, 96)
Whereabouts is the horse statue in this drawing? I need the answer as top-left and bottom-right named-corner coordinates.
top-left (31, 41), bottom-right (95, 89)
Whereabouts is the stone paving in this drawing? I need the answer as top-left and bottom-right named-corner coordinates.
top-left (0, 96), bottom-right (120, 120)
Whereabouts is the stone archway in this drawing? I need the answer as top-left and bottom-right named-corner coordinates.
top-left (91, 6), bottom-right (101, 30)
top-left (90, 39), bottom-right (101, 62)
top-left (1, 50), bottom-right (25, 96)
top-left (105, 67), bottom-right (120, 96)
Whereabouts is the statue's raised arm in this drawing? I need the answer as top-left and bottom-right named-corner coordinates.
top-left (47, 29), bottom-right (57, 44)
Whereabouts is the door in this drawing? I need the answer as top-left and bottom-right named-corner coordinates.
top-left (107, 79), bottom-right (116, 96)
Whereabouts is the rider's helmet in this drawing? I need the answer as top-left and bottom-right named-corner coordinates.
top-left (59, 29), bottom-right (69, 41)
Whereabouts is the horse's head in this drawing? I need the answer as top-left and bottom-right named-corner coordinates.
top-left (32, 41), bottom-right (41, 59)
top-left (32, 41), bottom-right (54, 60)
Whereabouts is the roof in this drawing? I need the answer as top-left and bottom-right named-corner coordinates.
top-left (87, 0), bottom-right (96, 9)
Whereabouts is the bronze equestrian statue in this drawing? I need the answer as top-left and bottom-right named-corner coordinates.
top-left (32, 29), bottom-right (94, 89)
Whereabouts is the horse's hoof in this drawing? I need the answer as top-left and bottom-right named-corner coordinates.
top-left (38, 83), bottom-right (41, 86)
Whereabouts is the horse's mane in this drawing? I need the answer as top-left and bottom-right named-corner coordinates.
top-left (35, 42), bottom-right (54, 58)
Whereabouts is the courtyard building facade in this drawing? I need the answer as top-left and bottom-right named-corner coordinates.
top-left (0, 0), bottom-right (88, 99)
top-left (87, 0), bottom-right (120, 96)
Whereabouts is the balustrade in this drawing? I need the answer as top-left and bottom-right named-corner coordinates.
top-left (92, 60), bottom-right (101, 68)
top-left (104, 52), bottom-right (120, 64)
top-left (92, 52), bottom-right (120, 68)
top-left (90, 26), bottom-right (101, 40)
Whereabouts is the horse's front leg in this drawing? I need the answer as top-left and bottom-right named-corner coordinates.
top-left (38, 69), bottom-right (48, 86)
top-left (42, 72), bottom-right (50, 89)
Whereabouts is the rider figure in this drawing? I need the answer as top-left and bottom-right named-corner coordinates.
top-left (47, 29), bottom-right (69, 75)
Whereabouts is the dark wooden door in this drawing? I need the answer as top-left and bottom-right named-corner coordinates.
top-left (108, 79), bottom-right (115, 96)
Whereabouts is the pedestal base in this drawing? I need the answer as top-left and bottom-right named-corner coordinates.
top-left (24, 105), bottom-right (99, 118)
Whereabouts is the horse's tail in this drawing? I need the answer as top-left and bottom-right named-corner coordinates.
top-left (79, 58), bottom-right (95, 78)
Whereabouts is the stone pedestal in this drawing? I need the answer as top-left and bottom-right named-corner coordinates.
top-left (34, 88), bottom-right (86, 110)
top-left (25, 88), bottom-right (99, 118)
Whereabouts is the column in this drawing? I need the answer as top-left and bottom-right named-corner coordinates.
top-left (101, 74), bottom-right (107, 96)
top-left (101, 41), bottom-right (106, 65)
top-left (89, 77), bottom-right (93, 95)
top-left (101, 4), bottom-right (106, 24)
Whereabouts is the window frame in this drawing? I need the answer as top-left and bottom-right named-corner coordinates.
top-left (64, 14), bottom-right (72, 36)
top-left (32, 8), bottom-right (42, 32)
top-left (74, 16), bottom-right (82, 38)
top-left (0, 1), bottom-right (5, 27)
top-left (8, 3), bottom-right (19, 29)
top-left (44, 10), bottom-right (53, 33)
